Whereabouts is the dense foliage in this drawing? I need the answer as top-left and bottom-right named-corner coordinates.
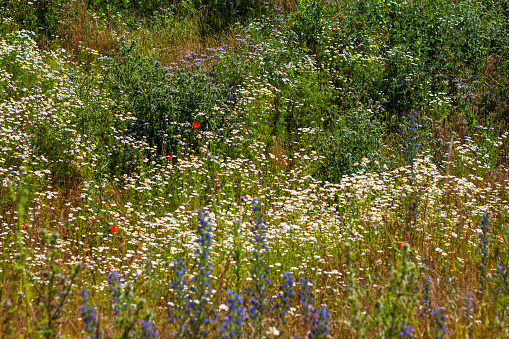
top-left (0, 0), bottom-right (508, 337)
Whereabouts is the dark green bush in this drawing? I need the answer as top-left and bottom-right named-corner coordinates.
top-left (290, 0), bottom-right (332, 53)
top-left (196, 0), bottom-right (273, 31)
top-left (0, 0), bottom-right (71, 40)
top-left (318, 106), bottom-right (384, 182)
top-left (87, 0), bottom-right (167, 15)
top-left (105, 44), bottom-right (233, 157)
top-left (325, 0), bottom-right (509, 127)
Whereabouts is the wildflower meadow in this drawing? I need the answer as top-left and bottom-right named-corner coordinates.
top-left (0, 0), bottom-right (508, 337)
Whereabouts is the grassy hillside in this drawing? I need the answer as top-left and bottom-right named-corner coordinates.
top-left (0, 0), bottom-right (508, 337)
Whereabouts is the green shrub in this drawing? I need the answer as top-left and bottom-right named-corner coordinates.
top-left (332, 0), bottom-right (509, 126)
top-left (197, 0), bottom-right (273, 31)
top-left (213, 20), bottom-right (338, 152)
top-left (378, 46), bottom-right (425, 123)
top-left (290, 0), bottom-right (332, 53)
top-left (0, 0), bottom-right (72, 40)
top-left (88, 0), bottom-right (167, 15)
top-left (105, 43), bottom-right (233, 157)
top-left (318, 106), bottom-right (384, 182)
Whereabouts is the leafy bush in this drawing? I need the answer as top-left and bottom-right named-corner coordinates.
top-left (0, 0), bottom-right (73, 40)
top-left (214, 19), bottom-right (338, 154)
top-left (318, 106), bottom-right (384, 182)
top-left (290, 0), bottom-right (332, 53)
top-left (331, 0), bottom-right (509, 125)
top-left (105, 43), bottom-right (234, 157)
top-left (378, 46), bottom-right (425, 123)
top-left (197, 0), bottom-right (274, 31)
top-left (88, 0), bottom-right (168, 16)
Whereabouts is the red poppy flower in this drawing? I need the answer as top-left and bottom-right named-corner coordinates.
top-left (135, 256), bottom-right (141, 260)
top-left (339, 15), bottom-right (343, 19)
top-left (110, 226), bottom-right (117, 233)
top-left (333, 29), bottom-right (336, 32)
top-left (398, 241), bottom-right (409, 248)
top-left (282, 160), bottom-right (288, 165)
top-left (23, 223), bottom-right (27, 230)
top-left (192, 121), bottom-right (200, 129)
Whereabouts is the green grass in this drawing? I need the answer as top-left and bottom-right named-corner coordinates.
top-left (0, 0), bottom-right (508, 337)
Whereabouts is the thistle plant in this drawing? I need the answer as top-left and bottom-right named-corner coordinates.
top-left (245, 200), bottom-right (271, 337)
top-left (430, 306), bottom-right (448, 339)
top-left (399, 324), bottom-right (414, 339)
top-left (142, 252), bottom-right (156, 301)
top-left (493, 226), bottom-right (509, 329)
top-left (409, 194), bottom-right (421, 225)
top-left (494, 261), bottom-right (509, 328)
top-left (108, 272), bottom-right (134, 337)
top-left (108, 272), bottom-right (125, 316)
top-left (421, 275), bottom-right (432, 316)
top-left (464, 295), bottom-right (474, 332)
top-left (138, 319), bottom-right (157, 339)
top-left (299, 277), bottom-right (314, 325)
top-left (442, 264), bottom-right (455, 299)
top-left (188, 210), bottom-right (215, 337)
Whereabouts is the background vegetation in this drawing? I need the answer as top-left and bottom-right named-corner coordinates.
top-left (0, 0), bottom-right (508, 337)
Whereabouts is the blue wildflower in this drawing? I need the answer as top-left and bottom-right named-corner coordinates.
top-left (80, 289), bottom-right (99, 339)
top-left (221, 291), bottom-right (246, 338)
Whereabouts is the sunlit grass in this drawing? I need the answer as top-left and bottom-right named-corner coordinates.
top-left (0, 0), bottom-right (508, 337)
